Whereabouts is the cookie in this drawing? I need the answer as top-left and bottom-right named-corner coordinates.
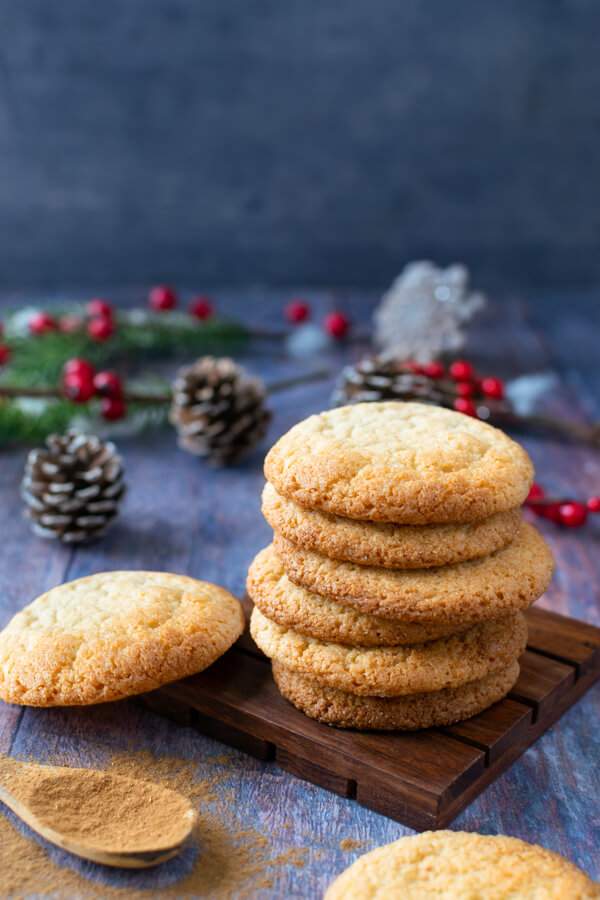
top-left (274, 522), bottom-right (553, 627)
top-left (264, 401), bottom-right (534, 524)
top-left (0, 571), bottom-right (245, 706)
top-left (324, 830), bottom-right (600, 899)
top-left (263, 482), bottom-right (522, 568)
top-left (247, 545), bottom-right (460, 645)
top-left (272, 660), bottom-right (519, 730)
top-left (250, 607), bottom-right (527, 697)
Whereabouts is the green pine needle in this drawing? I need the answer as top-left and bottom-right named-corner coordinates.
top-left (0, 398), bottom-right (80, 447)
top-left (3, 311), bottom-right (250, 387)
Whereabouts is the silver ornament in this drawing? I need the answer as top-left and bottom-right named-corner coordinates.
top-left (374, 261), bottom-right (485, 362)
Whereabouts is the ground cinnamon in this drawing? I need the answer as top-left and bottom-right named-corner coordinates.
top-left (0, 749), bottom-right (313, 899)
top-left (0, 758), bottom-right (194, 854)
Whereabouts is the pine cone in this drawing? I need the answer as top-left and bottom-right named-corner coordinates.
top-left (169, 356), bottom-right (272, 465)
top-left (332, 356), bottom-right (447, 406)
top-left (21, 430), bottom-right (125, 543)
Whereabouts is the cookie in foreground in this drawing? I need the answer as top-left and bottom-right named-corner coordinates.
top-left (0, 571), bottom-right (245, 705)
top-left (264, 401), bottom-right (534, 523)
top-left (324, 831), bottom-right (600, 899)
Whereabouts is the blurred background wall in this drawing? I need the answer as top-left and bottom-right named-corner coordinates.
top-left (0, 0), bottom-right (598, 290)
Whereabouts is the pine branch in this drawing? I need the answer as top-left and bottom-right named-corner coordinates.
top-left (0, 398), bottom-right (78, 447)
top-left (0, 366), bottom-right (331, 447)
top-left (3, 312), bottom-right (251, 387)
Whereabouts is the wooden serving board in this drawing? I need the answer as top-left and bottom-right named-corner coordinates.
top-left (142, 601), bottom-right (600, 831)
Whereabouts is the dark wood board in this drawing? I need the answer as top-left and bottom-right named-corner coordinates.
top-left (143, 605), bottom-right (600, 831)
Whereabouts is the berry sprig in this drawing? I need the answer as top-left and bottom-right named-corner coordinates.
top-left (25, 289), bottom-right (217, 343)
top-left (525, 483), bottom-right (600, 528)
top-left (0, 357), bottom-right (169, 422)
top-left (62, 359), bottom-right (128, 421)
top-left (0, 291), bottom-right (253, 394)
top-left (0, 355), bottom-right (330, 441)
top-left (333, 355), bottom-right (600, 448)
top-left (403, 357), bottom-right (506, 418)
top-left (284, 300), bottom-right (351, 339)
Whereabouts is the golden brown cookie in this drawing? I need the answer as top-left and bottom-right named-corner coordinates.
top-left (247, 545), bottom-right (460, 645)
top-left (264, 401), bottom-right (534, 524)
top-left (274, 522), bottom-right (553, 628)
top-left (324, 830), bottom-right (600, 899)
top-left (0, 571), bottom-right (245, 706)
top-left (262, 482), bottom-right (522, 568)
top-left (272, 660), bottom-right (519, 730)
top-left (250, 607), bottom-right (527, 697)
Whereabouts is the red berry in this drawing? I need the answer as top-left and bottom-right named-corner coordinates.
top-left (29, 312), bottom-right (57, 335)
top-left (59, 315), bottom-right (83, 333)
top-left (586, 496), bottom-right (600, 513)
top-left (62, 371), bottom-right (96, 403)
top-left (422, 361), bottom-right (444, 379)
top-left (456, 381), bottom-right (475, 397)
top-left (189, 296), bottom-right (214, 320)
top-left (481, 377), bottom-right (504, 400)
top-left (404, 360), bottom-right (425, 375)
top-left (323, 311), bottom-right (350, 339)
top-left (63, 358), bottom-right (95, 380)
top-left (538, 503), bottom-right (563, 524)
top-left (149, 285), bottom-right (177, 311)
top-left (527, 483), bottom-right (545, 502)
top-left (93, 370), bottom-right (123, 398)
top-left (449, 359), bottom-right (474, 381)
top-left (453, 397), bottom-right (478, 417)
top-left (86, 298), bottom-right (113, 319)
top-left (87, 317), bottom-right (114, 341)
top-left (0, 345), bottom-right (11, 366)
top-left (558, 502), bottom-right (588, 528)
top-left (285, 299), bottom-right (311, 324)
top-left (100, 396), bottom-right (126, 421)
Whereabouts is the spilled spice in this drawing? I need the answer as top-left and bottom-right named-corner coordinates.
top-left (0, 750), bottom-right (308, 899)
top-left (339, 838), bottom-right (366, 852)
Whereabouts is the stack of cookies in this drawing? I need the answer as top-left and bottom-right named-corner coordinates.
top-left (248, 401), bottom-right (554, 731)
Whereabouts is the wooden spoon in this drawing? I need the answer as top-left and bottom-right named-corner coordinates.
top-left (0, 756), bottom-right (197, 868)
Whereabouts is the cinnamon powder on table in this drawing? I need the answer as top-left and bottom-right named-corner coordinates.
top-left (0, 750), bottom-right (308, 900)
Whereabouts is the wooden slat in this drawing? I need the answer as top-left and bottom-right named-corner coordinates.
top-left (142, 688), bottom-right (192, 727)
top-left (509, 650), bottom-right (576, 722)
top-left (276, 748), bottom-right (355, 798)
top-left (440, 698), bottom-right (533, 764)
top-left (192, 711), bottom-right (274, 760)
top-left (525, 607), bottom-right (600, 676)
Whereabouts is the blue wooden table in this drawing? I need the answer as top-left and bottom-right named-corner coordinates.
top-left (0, 289), bottom-right (598, 898)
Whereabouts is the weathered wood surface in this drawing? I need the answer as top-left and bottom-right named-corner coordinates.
top-left (0, 289), bottom-right (599, 896)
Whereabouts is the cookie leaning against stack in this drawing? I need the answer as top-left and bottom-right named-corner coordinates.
top-left (0, 571), bottom-right (245, 706)
top-left (248, 401), bottom-right (555, 730)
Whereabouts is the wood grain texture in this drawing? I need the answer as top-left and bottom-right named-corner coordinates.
top-left (0, 289), bottom-right (598, 897)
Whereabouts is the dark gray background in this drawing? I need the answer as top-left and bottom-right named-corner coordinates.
top-left (0, 1), bottom-right (598, 290)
